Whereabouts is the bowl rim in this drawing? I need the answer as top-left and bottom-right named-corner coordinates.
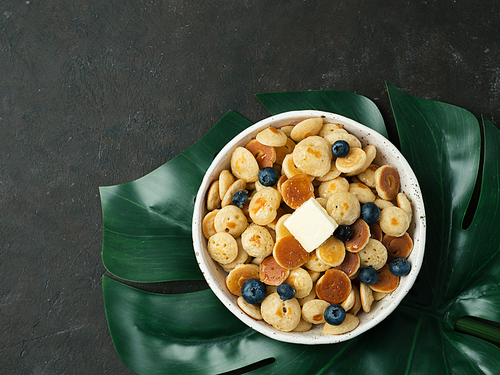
top-left (192, 110), bottom-right (426, 345)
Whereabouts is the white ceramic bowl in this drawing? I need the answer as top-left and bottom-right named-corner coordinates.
top-left (192, 110), bottom-right (426, 344)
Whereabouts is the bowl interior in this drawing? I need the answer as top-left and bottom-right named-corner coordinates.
top-left (192, 110), bottom-right (426, 345)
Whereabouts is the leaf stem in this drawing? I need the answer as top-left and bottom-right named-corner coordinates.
top-left (454, 316), bottom-right (500, 346)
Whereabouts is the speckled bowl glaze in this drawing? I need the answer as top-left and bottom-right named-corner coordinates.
top-left (192, 110), bottom-right (426, 345)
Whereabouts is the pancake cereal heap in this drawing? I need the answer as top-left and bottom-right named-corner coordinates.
top-left (202, 117), bottom-right (414, 335)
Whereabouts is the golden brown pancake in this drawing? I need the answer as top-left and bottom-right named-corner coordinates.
top-left (273, 234), bottom-right (310, 269)
top-left (316, 269), bottom-right (352, 304)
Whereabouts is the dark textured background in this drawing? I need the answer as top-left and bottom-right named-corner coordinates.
top-left (1, 0), bottom-right (499, 373)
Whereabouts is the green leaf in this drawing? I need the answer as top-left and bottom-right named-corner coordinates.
top-left (100, 111), bottom-right (252, 282)
top-left (387, 83), bottom-right (500, 371)
top-left (255, 90), bottom-right (388, 138)
top-left (101, 88), bottom-right (500, 374)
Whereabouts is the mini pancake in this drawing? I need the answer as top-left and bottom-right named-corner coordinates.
top-left (373, 291), bottom-right (388, 301)
top-left (280, 125), bottom-right (295, 137)
top-left (323, 313), bottom-right (359, 335)
top-left (370, 264), bottom-right (400, 293)
top-left (357, 164), bottom-right (379, 188)
top-left (318, 122), bottom-right (344, 137)
top-left (277, 174), bottom-right (288, 193)
top-left (396, 192), bottom-right (413, 216)
top-left (290, 117), bottom-right (324, 142)
top-left (281, 174), bottom-right (315, 209)
top-left (315, 160), bottom-right (342, 182)
top-left (301, 299), bottom-right (330, 324)
top-left (316, 236), bottom-right (346, 267)
top-left (225, 264), bottom-right (260, 296)
top-left (237, 297), bottom-right (263, 319)
top-left (345, 218), bottom-right (370, 253)
top-left (307, 269), bottom-right (321, 283)
top-left (341, 286), bottom-right (357, 311)
top-left (275, 213), bottom-right (292, 240)
top-left (316, 269), bottom-right (352, 304)
top-left (347, 144), bottom-right (376, 175)
top-left (221, 179), bottom-right (247, 207)
top-left (360, 282), bottom-right (374, 313)
top-left (254, 179), bottom-right (265, 192)
top-left (358, 238), bottom-right (388, 270)
top-left (379, 206), bottom-right (411, 237)
top-left (382, 232), bottom-right (413, 260)
top-left (297, 287), bottom-right (317, 306)
top-left (265, 207), bottom-right (285, 231)
top-left (256, 126), bottom-right (288, 147)
top-left (251, 256), bottom-right (264, 266)
top-left (207, 180), bottom-right (221, 211)
top-left (333, 251), bottom-right (360, 277)
top-left (375, 165), bottom-right (400, 200)
top-left (348, 285), bottom-right (362, 315)
top-left (292, 136), bottom-right (332, 177)
top-left (374, 198), bottom-right (394, 210)
top-left (304, 250), bottom-right (332, 272)
top-left (261, 292), bottom-right (302, 332)
top-left (202, 209), bottom-right (219, 239)
top-left (231, 146), bottom-right (260, 183)
top-left (285, 267), bottom-right (313, 299)
top-left (348, 182), bottom-right (376, 203)
top-left (292, 318), bottom-right (313, 332)
top-left (241, 223), bottom-right (274, 258)
top-left (218, 169), bottom-right (235, 200)
top-left (214, 205), bottom-right (248, 237)
top-left (248, 187), bottom-right (281, 226)
top-left (318, 177), bottom-right (349, 200)
top-left (273, 234), bottom-right (310, 269)
top-left (245, 139), bottom-right (276, 169)
top-left (207, 232), bottom-right (238, 264)
top-left (281, 153), bottom-right (305, 179)
top-left (335, 147), bottom-right (367, 175)
top-left (326, 191), bottom-right (361, 226)
top-left (221, 241), bottom-right (250, 272)
top-left (369, 222), bottom-right (383, 242)
top-left (259, 256), bottom-right (290, 285)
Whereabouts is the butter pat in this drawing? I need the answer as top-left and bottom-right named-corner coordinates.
top-left (284, 198), bottom-right (338, 252)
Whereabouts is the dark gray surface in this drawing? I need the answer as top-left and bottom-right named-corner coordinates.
top-left (1, 0), bottom-right (499, 373)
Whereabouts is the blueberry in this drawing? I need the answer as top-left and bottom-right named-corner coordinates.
top-left (324, 304), bottom-right (346, 326)
top-left (241, 278), bottom-right (267, 304)
top-left (360, 202), bottom-right (381, 224)
top-left (334, 225), bottom-right (352, 242)
top-left (331, 140), bottom-right (350, 158)
top-left (232, 190), bottom-right (248, 207)
top-left (277, 283), bottom-right (296, 301)
top-left (359, 266), bottom-right (379, 285)
top-left (258, 167), bottom-right (279, 186)
top-left (389, 257), bottom-right (411, 276)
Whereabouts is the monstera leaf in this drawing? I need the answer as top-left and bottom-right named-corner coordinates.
top-left (101, 88), bottom-right (500, 374)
